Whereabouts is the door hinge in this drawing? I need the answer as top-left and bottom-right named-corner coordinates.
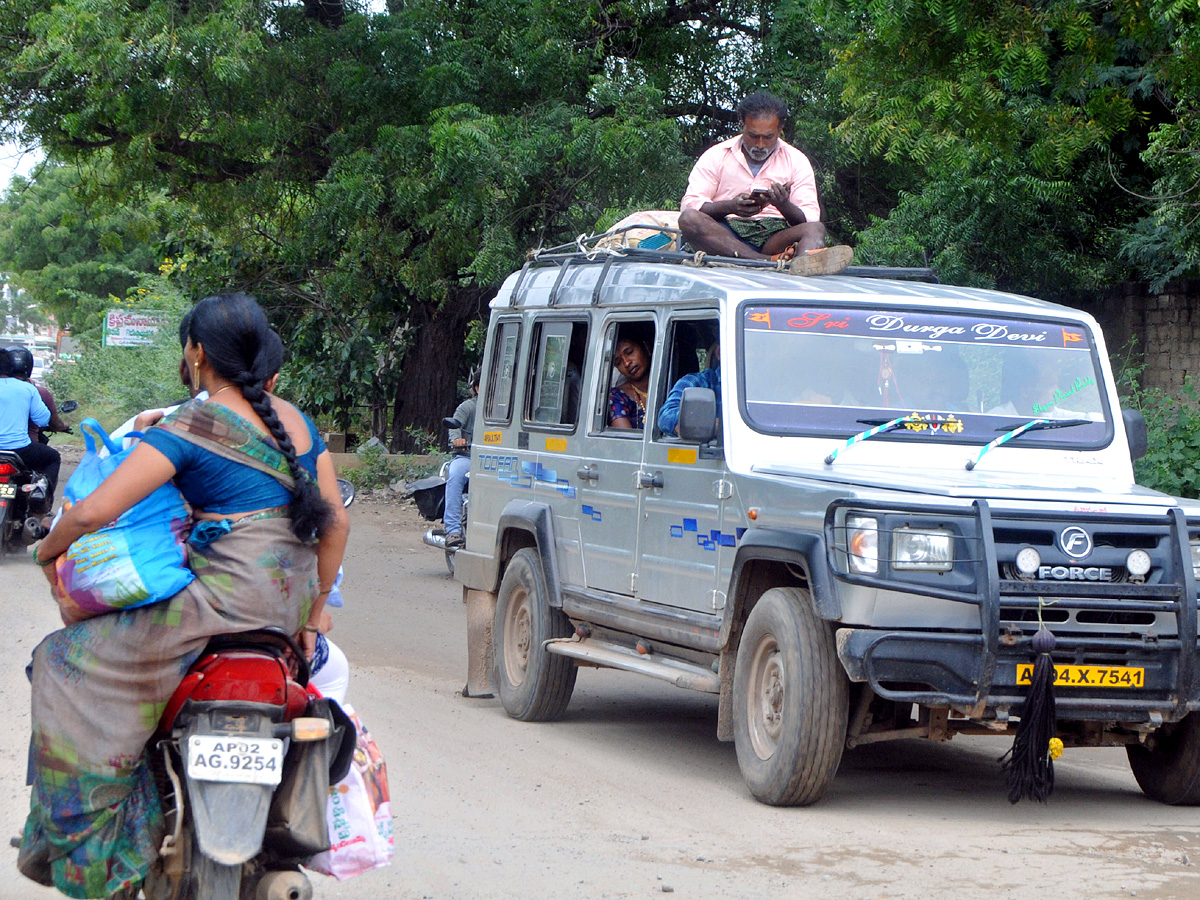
top-left (630, 572), bottom-right (638, 593)
top-left (708, 590), bottom-right (727, 610)
top-left (714, 479), bottom-right (732, 500)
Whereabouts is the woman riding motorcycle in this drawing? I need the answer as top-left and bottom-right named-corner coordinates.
top-left (18, 293), bottom-right (351, 898)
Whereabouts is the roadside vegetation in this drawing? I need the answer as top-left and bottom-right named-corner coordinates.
top-left (2, 0), bottom-right (1198, 465)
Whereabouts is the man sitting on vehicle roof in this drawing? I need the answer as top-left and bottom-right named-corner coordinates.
top-left (678, 91), bottom-right (852, 277)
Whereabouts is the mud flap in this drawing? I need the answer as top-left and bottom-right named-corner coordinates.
top-left (464, 587), bottom-right (497, 697)
top-left (183, 714), bottom-right (277, 865)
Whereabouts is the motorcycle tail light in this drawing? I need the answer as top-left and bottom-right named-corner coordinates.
top-left (288, 717), bottom-right (332, 742)
top-left (0, 464), bottom-right (16, 476)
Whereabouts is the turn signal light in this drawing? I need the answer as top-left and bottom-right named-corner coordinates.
top-left (290, 717), bottom-right (331, 742)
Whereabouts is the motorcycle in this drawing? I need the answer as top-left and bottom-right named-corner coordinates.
top-left (141, 479), bottom-right (359, 900)
top-left (415, 416), bottom-right (468, 575)
top-left (36, 398), bottom-right (78, 444)
top-left (0, 400), bottom-right (79, 562)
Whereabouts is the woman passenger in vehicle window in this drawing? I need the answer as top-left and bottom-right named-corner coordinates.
top-left (608, 332), bottom-right (653, 429)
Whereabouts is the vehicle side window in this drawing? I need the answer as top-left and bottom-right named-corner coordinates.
top-left (525, 319), bottom-right (589, 428)
top-left (655, 317), bottom-right (720, 440)
top-left (597, 319), bottom-right (656, 435)
top-left (484, 320), bottom-right (521, 424)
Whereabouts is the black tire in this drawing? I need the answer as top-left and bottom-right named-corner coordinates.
top-left (493, 547), bottom-right (577, 721)
top-left (1127, 712), bottom-right (1200, 804)
top-left (732, 586), bottom-right (849, 806)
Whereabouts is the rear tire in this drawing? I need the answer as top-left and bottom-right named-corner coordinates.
top-left (1127, 712), bottom-right (1200, 804)
top-left (493, 548), bottom-right (576, 721)
top-left (732, 586), bottom-right (848, 806)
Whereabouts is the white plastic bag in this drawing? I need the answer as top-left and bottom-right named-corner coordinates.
top-left (307, 704), bottom-right (394, 880)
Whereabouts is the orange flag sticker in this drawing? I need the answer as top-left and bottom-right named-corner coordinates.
top-left (748, 311), bottom-right (771, 326)
top-left (1062, 329), bottom-right (1083, 344)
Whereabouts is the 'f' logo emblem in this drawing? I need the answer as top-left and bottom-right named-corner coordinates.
top-left (1059, 526), bottom-right (1092, 559)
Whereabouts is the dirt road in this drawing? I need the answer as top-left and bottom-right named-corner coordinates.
top-left (1, 498), bottom-right (1197, 900)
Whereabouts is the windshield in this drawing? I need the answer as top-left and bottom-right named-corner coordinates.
top-left (739, 304), bottom-right (1112, 447)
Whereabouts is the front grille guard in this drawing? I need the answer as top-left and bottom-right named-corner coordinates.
top-left (826, 500), bottom-right (1199, 718)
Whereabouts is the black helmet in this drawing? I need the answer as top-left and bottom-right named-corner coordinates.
top-left (6, 346), bottom-right (34, 379)
top-left (0, 349), bottom-right (11, 378)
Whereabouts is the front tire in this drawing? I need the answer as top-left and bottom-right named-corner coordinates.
top-left (1127, 712), bottom-right (1200, 804)
top-left (493, 548), bottom-right (577, 721)
top-left (732, 586), bottom-right (849, 806)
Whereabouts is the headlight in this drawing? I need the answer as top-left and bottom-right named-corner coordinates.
top-left (1190, 540), bottom-right (1200, 582)
top-left (846, 515), bottom-right (879, 574)
top-left (893, 526), bottom-right (954, 572)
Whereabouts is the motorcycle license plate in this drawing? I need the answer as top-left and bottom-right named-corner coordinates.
top-left (0, 483), bottom-right (15, 500)
top-left (186, 735), bottom-right (284, 785)
top-left (1016, 663), bottom-right (1144, 688)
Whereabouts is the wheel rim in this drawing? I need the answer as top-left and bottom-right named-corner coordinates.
top-left (746, 632), bottom-right (785, 760)
top-left (503, 586), bottom-right (533, 687)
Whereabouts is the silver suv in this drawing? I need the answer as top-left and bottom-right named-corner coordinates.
top-left (455, 243), bottom-right (1200, 807)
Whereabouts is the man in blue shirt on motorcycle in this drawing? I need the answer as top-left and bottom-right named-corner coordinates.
top-left (0, 348), bottom-right (59, 503)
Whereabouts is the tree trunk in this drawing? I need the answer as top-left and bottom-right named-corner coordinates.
top-left (389, 286), bottom-right (487, 452)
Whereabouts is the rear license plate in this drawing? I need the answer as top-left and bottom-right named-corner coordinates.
top-left (0, 483), bottom-right (15, 500)
top-left (186, 735), bottom-right (284, 785)
top-left (1016, 663), bottom-right (1144, 689)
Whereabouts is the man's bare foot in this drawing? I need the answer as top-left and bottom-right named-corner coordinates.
top-left (788, 245), bottom-right (853, 277)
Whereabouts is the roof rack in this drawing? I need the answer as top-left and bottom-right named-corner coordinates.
top-left (526, 228), bottom-right (939, 283)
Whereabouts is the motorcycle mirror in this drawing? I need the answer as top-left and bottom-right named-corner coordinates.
top-left (337, 478), bottom-right (356, 508)
top-left (58, 400), bottom-right (79, 414)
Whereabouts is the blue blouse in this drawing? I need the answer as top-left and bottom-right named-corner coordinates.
top-left (142, 404), bottom-right (325, 514)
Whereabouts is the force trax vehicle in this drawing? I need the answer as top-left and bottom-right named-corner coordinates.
top-left (455, 242), bottom-right (1200, 807)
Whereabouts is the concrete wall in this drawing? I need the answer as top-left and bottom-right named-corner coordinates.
top-left (1087, 279), bottom-right (1200, 395)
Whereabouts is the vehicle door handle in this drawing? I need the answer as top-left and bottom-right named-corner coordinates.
top-left (636, 470), bottom-right (664, 490)
top-left (577, 464), bottom-right (599, 482)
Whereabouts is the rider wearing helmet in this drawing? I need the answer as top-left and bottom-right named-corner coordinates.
top-left (7, 347), bottom-right (68, 442)
top-left (0, 348), bottom-right (60, 503)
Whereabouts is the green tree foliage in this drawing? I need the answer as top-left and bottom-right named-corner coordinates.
top-left (3, 0), bottom-right (785, 448)
top-left (817, 0), bottom-right (1199, 297)
top-left (0, 164), bottom-right (168, 331)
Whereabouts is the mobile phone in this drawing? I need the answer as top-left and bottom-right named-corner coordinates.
top-left (750, 188), bottom-right (771, 199)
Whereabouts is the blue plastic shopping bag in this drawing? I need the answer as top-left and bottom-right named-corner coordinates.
top-left (52, 419), bottom-right (194, 623)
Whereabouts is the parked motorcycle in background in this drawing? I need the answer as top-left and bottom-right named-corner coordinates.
top-left (0, 400), bottom-right (77, 562)
top-left (415, 416), bottom-right (468, 575)
top-left (142, 479), bottom-right (359, 900)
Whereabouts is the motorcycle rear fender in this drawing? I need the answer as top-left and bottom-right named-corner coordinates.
top-left (183, 713), bottom-right (276, 865)
top-left (158, 650), bottom-right (307, 738)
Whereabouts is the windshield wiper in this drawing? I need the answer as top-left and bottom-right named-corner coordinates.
top-left (824, 415), bottom-right (917, 465)
top-left (966, 418), bottom-right (1092, 471)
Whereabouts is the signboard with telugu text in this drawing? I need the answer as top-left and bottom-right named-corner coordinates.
top-left (102, 310), bottom-right (170, 347)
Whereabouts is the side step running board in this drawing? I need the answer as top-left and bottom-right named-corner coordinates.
top-left (545, 637), bottom-right (720, 693)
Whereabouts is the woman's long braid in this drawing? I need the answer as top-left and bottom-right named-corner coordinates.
top-left (238, 372), bottom-right (331, 542)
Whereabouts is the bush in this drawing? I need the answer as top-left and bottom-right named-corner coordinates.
top-left (341, 445), bottom-right (445, 492)
top-left (1117, 353), bottom-right (1200, 499)
top-left (47, 317), bottom-right (189, 434)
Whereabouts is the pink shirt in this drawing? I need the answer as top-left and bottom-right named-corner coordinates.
top-left (681, 135), bottom-right (821, 223)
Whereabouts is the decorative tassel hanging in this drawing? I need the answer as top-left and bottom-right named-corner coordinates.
top-left (1000, 625), bottom-right (1059, 803)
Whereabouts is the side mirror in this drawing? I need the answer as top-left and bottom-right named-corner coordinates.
top-left (677, 387), bottom-right (718, 443)
top-left (1122, 408), bottom-right (1148, 461)
top-left (58, 400), bottom-right (78, 414)
top-left (337, 477), bottom-right (357, 508)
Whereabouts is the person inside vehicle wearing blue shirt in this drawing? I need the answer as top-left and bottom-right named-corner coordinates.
top-left (657, 342), bottom-right (721, 436)
top-left (0, 348), bottom-right (59, 503)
